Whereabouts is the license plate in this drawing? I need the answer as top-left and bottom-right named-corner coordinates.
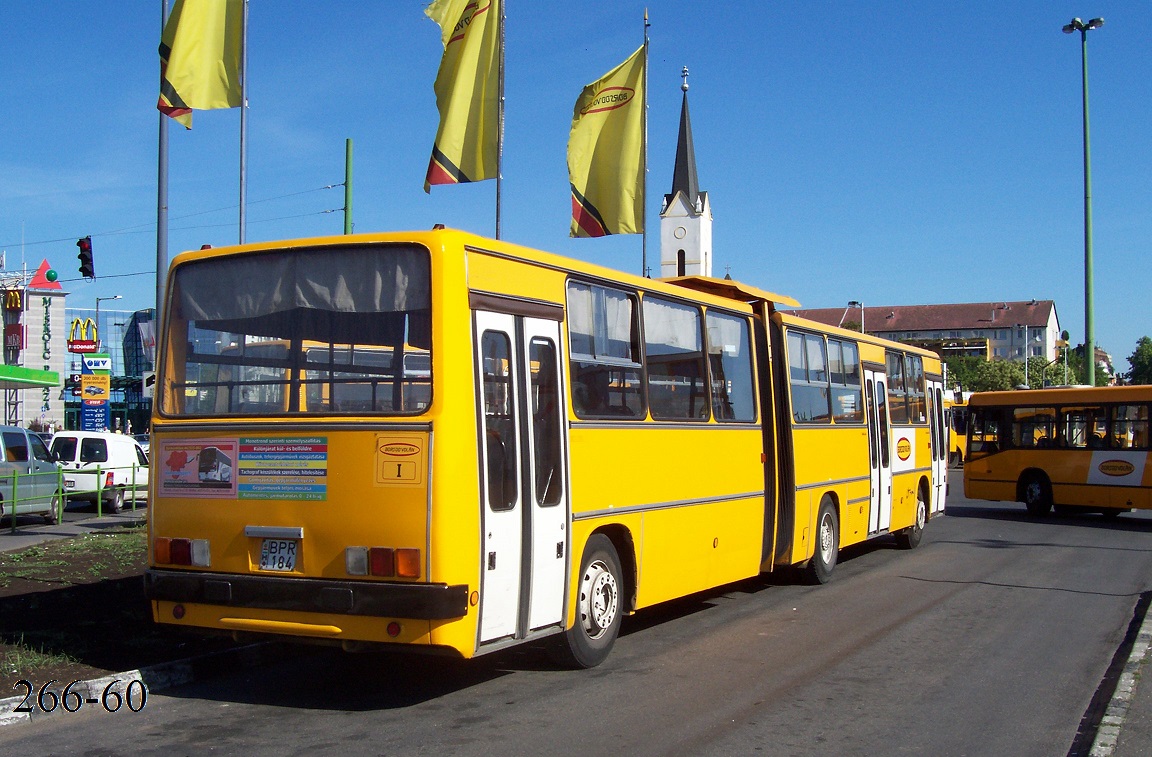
top-left (259, 538), bottom-right (298, 572)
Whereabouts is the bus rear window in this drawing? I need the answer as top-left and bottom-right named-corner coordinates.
top-left (160, 244), bottom-right (432, 417)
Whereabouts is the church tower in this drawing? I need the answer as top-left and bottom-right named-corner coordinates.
top-left (660, 67), bottom-right (713, 278)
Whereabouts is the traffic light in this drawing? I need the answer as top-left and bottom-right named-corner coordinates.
top-left (76, 236), bottom-right (95, 278)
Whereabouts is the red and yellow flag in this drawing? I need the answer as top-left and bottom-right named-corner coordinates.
top-left (567, 46), bottom-right (646, 237)
top-left (158, 0), bottom-right (243, 129)
top-left (424, 0), bottom-right (501, 192)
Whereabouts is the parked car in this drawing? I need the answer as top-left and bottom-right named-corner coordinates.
top-left (0, 425), bottom-right (61, 524)
top-left (50, 431), bottom-right (149, 512)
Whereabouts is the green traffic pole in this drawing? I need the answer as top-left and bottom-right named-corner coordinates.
top-left (344, 138), bottom-right (353, 235)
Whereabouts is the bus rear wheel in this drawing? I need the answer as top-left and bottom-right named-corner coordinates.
top-left (555, 534), bottom-right (623, 669)
top-left (805, 498), bottom-right (839, 585)
top-left (1021, 474), bottom-right (1052, 516)
top-left (895, 487), bottom-right (927, 550)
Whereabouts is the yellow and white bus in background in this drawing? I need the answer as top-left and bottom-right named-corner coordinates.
top-left (145, 229), bottom-right (946, 667)
top-left (965, 386), bottom-right (1151, 517)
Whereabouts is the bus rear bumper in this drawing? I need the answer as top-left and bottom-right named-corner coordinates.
top-left (145, 569), bottom-right (469, 620)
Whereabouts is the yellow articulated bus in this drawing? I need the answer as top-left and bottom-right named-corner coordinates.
top-left (145, 229), bottom-right (947, 667)
top-left (965, 386), bottom-right (1151, 517)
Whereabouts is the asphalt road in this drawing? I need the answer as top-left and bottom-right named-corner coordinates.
top-left (4, 473), bottom-right (1152, 756)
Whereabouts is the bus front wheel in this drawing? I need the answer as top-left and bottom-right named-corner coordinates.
top-left (805, 498), bottom-right (839, 585)
top-left (556, 534), bottom-right (623, 669)
top-left (895, 487), bottom-right (927, 550)
top-left (1021, 474), bottom-right (1052, 516)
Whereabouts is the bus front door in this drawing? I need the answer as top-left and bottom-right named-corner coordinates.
top-left (865, 369), bottom-right (893, 534)
top-left (475, 311), bottom-right (569, 646)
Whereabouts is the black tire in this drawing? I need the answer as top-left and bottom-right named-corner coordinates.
top-left (1101, 508), bottom-right (1127, 520)
top-left (805, 497), bottom-right (839, 585)
top-left (1021, 473), bottom-right (1052, 516)
top-left (106, 487), bottom-right (124, 514)
top-left (43, 495), bottom-right (60, 525)
top-left (554, 534), bottom-right (623, 669)
top-left (895, 487), bottom-right (927, 550)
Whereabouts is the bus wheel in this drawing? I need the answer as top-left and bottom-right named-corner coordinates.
top-left (805, 498), bottom-right (839, 585)
top-left (895, 487), bottom-right (927, 550)
top-left (556, 534), bottom-right (623, 669)
top-left (1021, 474), bottom-right (1052, 516)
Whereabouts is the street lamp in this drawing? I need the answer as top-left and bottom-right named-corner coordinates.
top-left (1016, 323), bottom-right (1030, 388)
top-left (95, 295), bottom-right (122, 350)
top-left (1063, 16), bottom-right (1104, 386)
top-left (838, 300), bottom-right (864, 333)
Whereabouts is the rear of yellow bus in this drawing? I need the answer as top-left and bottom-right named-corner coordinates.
top-left (145, 232), bottom-right (483, 656)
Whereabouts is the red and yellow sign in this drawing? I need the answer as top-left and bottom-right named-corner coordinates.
top-left (68, 317), bottom-right (98, 353)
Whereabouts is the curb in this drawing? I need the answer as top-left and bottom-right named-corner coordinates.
top-left (1090, 603), bottom-right (1152, 756)
top-left (0, 641), bottom-right (290, 729)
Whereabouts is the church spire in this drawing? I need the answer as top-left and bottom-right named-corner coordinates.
top-left (667, 67), bottom-right (700, 210)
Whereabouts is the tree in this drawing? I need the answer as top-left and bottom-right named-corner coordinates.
top-left (1129, 336), bottom-right (1152, 385)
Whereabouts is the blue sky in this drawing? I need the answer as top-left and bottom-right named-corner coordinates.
top-left (2, 2), bottom-right (1149, 372)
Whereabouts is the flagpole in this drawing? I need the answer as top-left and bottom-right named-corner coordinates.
top-left (238, 0), bottom-right (249, 244)
top-left (641, 9), bottom-right (650, 277)
top-left (157, 0), bottom-right (170, 322)
top-left (495, 0), bottom-right (506, 240)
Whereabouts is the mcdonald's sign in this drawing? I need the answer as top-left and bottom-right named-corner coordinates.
top-left (67, 317), bottom-right (98, 354)
top-left (3, 289), bottom-right (23, 312)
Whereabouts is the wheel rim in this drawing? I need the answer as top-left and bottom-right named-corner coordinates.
top-left (579, 559), bottom-right (619, 641)
top-left (916, 492), bottom-right (927, 530)
top-left (1025, 480), bottom-right (1041, 505)
top-left (818, 512), bottom-right (835, 563)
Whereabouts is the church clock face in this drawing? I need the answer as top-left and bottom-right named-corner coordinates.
top-left (674, 226), bottom-right (687, 239)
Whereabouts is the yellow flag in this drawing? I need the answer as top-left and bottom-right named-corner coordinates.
top-left (158, 0), bottom-right (244, 129)
top-left (568, 46), bottom-right (646, 237)
top-left (424, 0), bottom-right (501, 191)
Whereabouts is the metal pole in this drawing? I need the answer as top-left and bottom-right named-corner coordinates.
top-left (344, 138), bottom-right (353, 234)
top-left (1080, 27), bottom-right (1096, 386)
top-left (238, 0), bottom-right (249, 244)
top-left (494, 0), bottom-right (505, 239)
top-left (157, 0), bottom-right (169, 329)
top-left (641, 9), bottom-right (650, 277)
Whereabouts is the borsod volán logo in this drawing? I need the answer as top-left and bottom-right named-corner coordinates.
top-left (1098, 460), bottom-right (1135, 477)
top-left (896, 438), bottom-right (912, 461)
top-left (582, 86), bottom-right (635, 115)
top-left (381, 442), bottom-right (420, 457)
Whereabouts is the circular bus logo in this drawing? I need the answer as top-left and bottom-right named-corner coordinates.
top-left (896, 438), bottom-right (912, 461)
top-left (380, 442), bottom-right (420, 457)
top-left (1098, 460), bottom-right (1135, 477)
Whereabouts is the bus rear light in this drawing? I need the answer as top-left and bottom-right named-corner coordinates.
top-left (345, 547), bottom-right (368, 575)
top-left (154, 537), bottom-right (172, 564)
top-left (396, 548), bottom-right (421, 578)
top-left (386, 622), bottom-right (401, 637)
top-left (154, 537), bottom-right (210, 567)
top-left (370, 547), bottom-right (395, 577)
top-left (345, 547), bottom-right (419, 578)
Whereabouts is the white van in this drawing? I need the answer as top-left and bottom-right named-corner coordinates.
top-left (50, 431), bottom-right (149, 512)
top-left (0, 425), bottom-right (61, 524)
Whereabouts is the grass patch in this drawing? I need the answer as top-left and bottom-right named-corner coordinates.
top-left (1, 635), bottom-right (78, 678)
top-left (0, 526), bottom-right (146, 588)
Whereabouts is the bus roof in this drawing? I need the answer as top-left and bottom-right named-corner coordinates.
top-left (169, 228), bottom-right (800, 314)
top-left (969, 385), bottom-right (1149, 407)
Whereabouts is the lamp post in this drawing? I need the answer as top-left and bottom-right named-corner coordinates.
top-left (95, 295), bottom-right (122, 351)
top-left (1063, 16), bottom-right (1103, 386)
top-left (1016, 323), bottom-right (1030, 388)
top-left (840, 300), bottom-right (863, 333)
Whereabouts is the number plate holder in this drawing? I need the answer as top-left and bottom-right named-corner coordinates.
top-left (259, 538), bottom-right (298, 572)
